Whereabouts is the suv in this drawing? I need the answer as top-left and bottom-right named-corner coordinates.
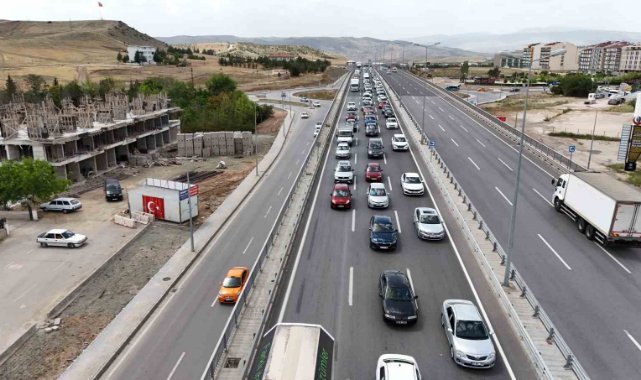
top-left (336, 127), bottom-right (354, 146)
top-left (39, 197), bottom-right (82, 213)
top-left (334, 160), bottom-right (354, 184)
top-left (376, 354), bottom-right (421, 380)
top-left (391, 134), bottom-right (409, 151)
top-left (104, 178), bottom-right (123, 201)
top-left (367, 138), bottom-right (384, 158)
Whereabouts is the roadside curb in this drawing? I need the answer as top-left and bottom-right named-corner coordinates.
top-left (60, 112), bottom-right (294, 380)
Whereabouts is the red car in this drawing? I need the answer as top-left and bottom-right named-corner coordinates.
top-left (346, 111), bottom-right (358, 121)
top-left (362, 106), bottom-right (375, 114)
top-left (330, 183), bottom-right (352, 209)
top-left (378, 101), bottom-right (387, 109)
top-left (365, 162), bottom-right (383, 182)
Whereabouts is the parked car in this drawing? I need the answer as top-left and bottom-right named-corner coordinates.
top-left (330, 183), bottom-right (352, 209)
top-left (335, 142), bottom-right (351, 159)
top-left (379, 270), bottom-right (418, 323)
top-left (376, 354), bottom-right (422, 380)
top-left (334, 160), bottom-right (354, 184)
top-left (391, 134), bottom-right (409, 151)
top-left (400, 173), bottom-right (425, 196)
top-left (365, 162), bottom-right (383, 182)
top-left (442, 299), bottom-right (496, 368)
top-left (104, 178), bottom-right (123, 201)
top-left (370, 216), bottom-right (398, 250)
top-left (218, 267), bottom-right (249, 304)
top-left (386, 117), bottom-right (398, 129)
top-left (37, 229), bottom-right (87, 248)
top-left (39, 197), bottom-right (82, 213)
top-left (367, 182), bottom-right (390, 208)
top-left (413, 207), bottom-right (445, 240)
top-left (301, 112), bottom-right (310, 119)
top-left (608, 96), bottom-right (625, 105)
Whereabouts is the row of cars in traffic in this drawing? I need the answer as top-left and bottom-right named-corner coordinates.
top-left (342, 68), bottom-right (497, 378)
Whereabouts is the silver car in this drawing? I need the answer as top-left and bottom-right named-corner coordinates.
top-left (39, 197), bottom-right (82, 213)
top-left (441, 299), bottom-right (496, 369)
top-left (335, 142), bottom-right (351, 159)
top-left (367, 183), bottom-right (390, 209)
top-left (413, 207), bottom-right (445, 240)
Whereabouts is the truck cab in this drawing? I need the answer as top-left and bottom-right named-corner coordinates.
top-left (337, 127), bottom-right (354, 146)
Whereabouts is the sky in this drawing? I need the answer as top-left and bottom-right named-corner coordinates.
top-left (2, 0), bottom-right (640, 39)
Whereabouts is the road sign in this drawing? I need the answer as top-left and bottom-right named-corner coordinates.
top-left (429, 140), bottom-right (436, 148)
top-left (281, 92), bottom-right (286, 98)
top-left (569, 145), bottom-right (576, 153)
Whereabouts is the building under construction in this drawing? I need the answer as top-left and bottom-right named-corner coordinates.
top-left (0, 93), bottom-right (180, 182)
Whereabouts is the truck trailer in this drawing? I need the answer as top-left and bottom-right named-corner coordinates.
top-left (552, 172), bottom-right (641, 246)
top-left (350, 78), bottom-right (360, 92)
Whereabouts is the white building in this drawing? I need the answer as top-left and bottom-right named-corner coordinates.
top-left (523, 42), bottom-right (578, 72)
top-left (621, 45), bottom-right (641, 72)
top-left (127, 45), bottom-right (156, 64)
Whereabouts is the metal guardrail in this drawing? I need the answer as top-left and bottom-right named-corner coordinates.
top-left (200, 73), bottom-right (351, 380)
top-left (382, 72), bottom-right (589, 380)
top-left (401, 71), bottom-right (586, 172)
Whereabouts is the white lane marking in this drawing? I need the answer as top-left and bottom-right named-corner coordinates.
top-left (459, 124), bottom-right (469, 133)
top-left (495, 187), bottom-right (513, 206)
top-left (242, 236), bottom-right (255, 255)
top-left (538, 234), bottom-right (572, 270)
top-left (532, 188), bottom-right (554, 207)
top-left (429, 114), bottom-right (435, 120)
top-left (414, 98), bottom-right (420, 105)
top-left (438, 124), bottom-right (445, 132)
top-left (406, 268), bottom-right (417, 308)
top-left (387, 176), bottom-right (393, 191)
top-left (354, 152), bottom-right (358, 165)
top-left (352, 209), bottom-right (356, 232)
top-left (448, 115), bottom-right (455, 120)
top-left (467, 156), bottom-right (480, 171)
top-left (430, 100), bottom-right (436, 105)
top-left (498, 157), bottom-right (514, 172)
top-left (295, 158), bottom-right (300, 166)
top-left (475, 138), bottom-right (486, 148)
top-left (450, 138), bottom-right (459, 147)
top-left (210, 297), bottom-right (219, 307)
top-left (13, 282), bottom-right (39, 302)
top-left (287, 171), bottom-right (293, 180)
top-left (438, 106), bottom-right (444, 112)
top-left (595, 244), bottom-right (632, 274)
top-left (263, 205), bottom-right (272, 218)
top-left (624, 330), bottom-right (641, 352)
top-left (277, 186), bottom-right (284, 196)
top-left (166, 352), bottom-right (186, 380)
top-left (353, 177), bottom-right (357, 191)
top-left (349, 266), bottom-right (354, 306)
top-left (383, 153), bottom-right (387, 165)
top-left (394, 210), bottom-right (402, 233)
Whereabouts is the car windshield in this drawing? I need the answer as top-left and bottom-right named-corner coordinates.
top-left (394, 137), bottom-right (406, 142)
top-left (370, 188), bottom-right (386, 196)
top-left (373, 222), bottom-right (394, 232)
top-left (70, 199), bottom-right (80, 204)
top-left (370, 142), bottom-right (382, 149)
top-left (385, 286), bottom-right (412, 301)
top-left (223, 277), bottom-right (242, 288)
top-left (338, 165), bottom-right (351, 172)
top-left (338, 131), bottom-right (352, 137)
top-left (388, 118), bottom-right (397, 123)
top-left (367, 165), bottom-right (381, 172)
top-left (338, 145), bottom-right (348, 150)
top-left (405, 176), bottom-right (421, 184)
top-left (333, 189), bottom-right (349, 197)
top-left (456, 320), bottom-right (489, 340)
top-left (61, 230), bottom-right (75, 238)
top-left (420, 214), bottom-right (440, 224)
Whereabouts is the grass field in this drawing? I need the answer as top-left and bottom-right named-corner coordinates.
top-left (292, 89), bottom-right (338, 100)
top-left (608, 164), bottom-right (641, 186)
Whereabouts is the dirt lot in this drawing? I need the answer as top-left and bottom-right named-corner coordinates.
top-left (0, 113), bottom-right (284, 380)
top-left (292, 89), bottom-right (337, 100)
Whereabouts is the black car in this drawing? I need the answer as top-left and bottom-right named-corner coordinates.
top-left (365, 123), bottom-right (380, 137)
top-left (368, 138), bottom-right (384, 158)
top-left (369, 215), bottom-right (398, 250)
top-left (383, 109), bottom-right (395, 118)
top-left (104, 178), bottom-right (123, 201)
top-left (379, 270), bottom-right (418, 325)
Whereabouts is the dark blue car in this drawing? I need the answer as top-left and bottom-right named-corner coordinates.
top-left (369, 215), bottom-right (398, 250)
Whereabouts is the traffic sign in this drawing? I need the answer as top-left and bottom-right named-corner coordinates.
top-left (569, 145), bottom-right (576, 153)
top-left (429, 140), bottom-right (436, 148)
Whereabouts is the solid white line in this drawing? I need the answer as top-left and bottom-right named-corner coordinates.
top-left (406, 268), bottom-right (415, 293)
top-left (495, 187), bottom-right (513, 206)
top-left (498, 157), bottom-right (514, 172)
top-left (394, 210), bottom-right (402, 233)
top-left (387, 176), bottom-right (393, 191)
top-left (450, 138), bottom-right (459, 147)
top-left (264, 205), bottom-right (272, 218)
top-left (166, 352), bottom-right (186, 380)
top-left (348, 267), bottom-right (354, 306)
top-left (354, 152), bottom-right (358, 165)
top-left (383, 153), bottom-right (387, 165)
top-left (351, 209), bottom-right (356, 232)
top-left (624, 330), bottom-right (641, 352)
top-left (438, 124), bottom-right (445, 132)
top-left (277, 186), bottom-right (284, 196)
top-left (242, 236), bottom-right (255, 255)
top-left (475, 138), bottom-right (486, 148)
top-left (595, 244), bottom-right (632, 274)
top-left (429, 114), bottom-right (435, 120)
top-left (467, 156), bottom-right (480, 171)
top-left (287, 171), bottom-right (293, 180)
top-left (459, 124), bottom-right (469, 133)
top-left (532, 188), bottom-right (553, 207)
top-left (538, 234), bottom-right (572, 270)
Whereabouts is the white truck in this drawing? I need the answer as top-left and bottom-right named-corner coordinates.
top-left (336, 127), bottom-right (354, 146)
top-left (552, 172), bottom-right (641, 246)
top-left (350, 78), bottom-right (360, 92)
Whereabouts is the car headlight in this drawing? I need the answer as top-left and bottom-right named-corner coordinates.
top-left (455, 350), bottom-right (466, 359)
top-left (384, 313), bottom-right (396, 319)
top-left (407, 315), bottom-right (417, 320)
top-left (345, 199), bottom-right (351, 204)
top-left (488, 353), bottom-right (496, 360)
top-left (218, 291), bottom-right (223, 296)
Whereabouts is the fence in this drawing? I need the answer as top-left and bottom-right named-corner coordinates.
top-left (200, 73), bottom-right (351, 379)
top-left (384, 71), bottom-right (589, 380)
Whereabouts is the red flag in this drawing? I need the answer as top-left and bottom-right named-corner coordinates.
top-left (98, 2), bottom-right (103, 7)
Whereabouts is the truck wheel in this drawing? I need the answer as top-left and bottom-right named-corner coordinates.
top-left (553, 198), bottom-right (562, 212)
top-left (577, 218), bottom-right (586, 233)
top-left (585, 225), bottom-right (595, 240)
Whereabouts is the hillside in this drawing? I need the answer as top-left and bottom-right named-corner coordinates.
top-left (174, 41), bottom-right (339, 62)
top-left (156, 35), bottom-right (487, 62)
top-left (0, 20), bottom-right (166, 67)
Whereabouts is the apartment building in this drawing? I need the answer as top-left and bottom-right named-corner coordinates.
top-left (0, 93), bottom-right (180, 182)
top-left (620, 44), bottom-right (641, 72)
top-left (522, 42), bottom-right (578, 71)
top-left (494, 51), bottom-right (525, 68)
top-left (578, 41), bottom-right (631, 73)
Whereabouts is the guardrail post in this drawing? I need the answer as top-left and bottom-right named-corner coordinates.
top-left (500, 254), bottom-right (506, 265)
top-left (547, 328), bottom-right (555, 344)
top-left (520, 286), bottom-right (527, 297)
top-left (467, 202), bottom-right (472, 211)
top-left (533, 305), bottom-right (540, 318)
top-left (492, 240), bottom-right (497, 251)
top-left (478, 220), bottom-right (483, 230)
top-left (472, 211), bottom-right (477, 220)
top-left (510, 268), bottom-right (516, 280)
top-left (564, 354), bottom-right (574, 369)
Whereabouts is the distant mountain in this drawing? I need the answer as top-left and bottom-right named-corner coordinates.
top-left (155, 35), bottom-right (488, 62)
top-left (410, 29), bottom-right (641, 53)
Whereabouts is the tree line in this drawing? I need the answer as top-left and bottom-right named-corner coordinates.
top-left (218, 55), bottom-right (331, 77)
top-left (0, 158), bottom-right (70, 212)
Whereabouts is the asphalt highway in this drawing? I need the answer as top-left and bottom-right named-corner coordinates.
top-left (385, 69), bottom-right (641, 379)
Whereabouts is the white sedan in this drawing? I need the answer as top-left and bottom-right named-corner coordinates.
top-left (301, 112), bottom-right (310, 119)
top-left (400, 173), bottom-right (425, 196)
top-left (37, 229), bottom-right (88, 248)
top-left (385, 117), bottom-right (398, 129)
top-left (312, 101), bottom-right (322, 108)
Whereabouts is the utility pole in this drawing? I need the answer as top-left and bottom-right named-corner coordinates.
top-left (587, 111), bottom-right (598, 169)
top-left (255, 102), bottom-right (258, 176)
top-left (190, 67), bottom-right (194, 87)
top-left (187, 171), bottom-right (195, 252)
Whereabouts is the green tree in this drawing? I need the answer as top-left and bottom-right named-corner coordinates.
top-left (488, 67), bottom-right (501, 78)
top-left (205, 74), bottom-right (237, 96)
top-left (134, 50), bottom-right (147, 65)
top-left (24, 74), bottom-right (47, 103)
top-left (460, 61), bottom-right (469, 76)
top-left (0, 160), bottom-right (21, 209)
top-left (116, 52), bottom-right (122, 62)
top-left (2, 75), bottom-right (18, 103)
top-left (49, 77), bottom-right (63, 108)
top-left (122, 54), bottom-right (129, 63)
top-left (62, 80), bottom-right (84, 106)
top-left (98, 77), bottom-right (116, 100)
top-left (558, 74), bottom-right (595, 97)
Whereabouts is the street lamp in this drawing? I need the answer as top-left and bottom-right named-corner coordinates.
top-left (413, 42), bottom-right (440, 144)
top-left (503, 48), bottom-right (566, 286)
